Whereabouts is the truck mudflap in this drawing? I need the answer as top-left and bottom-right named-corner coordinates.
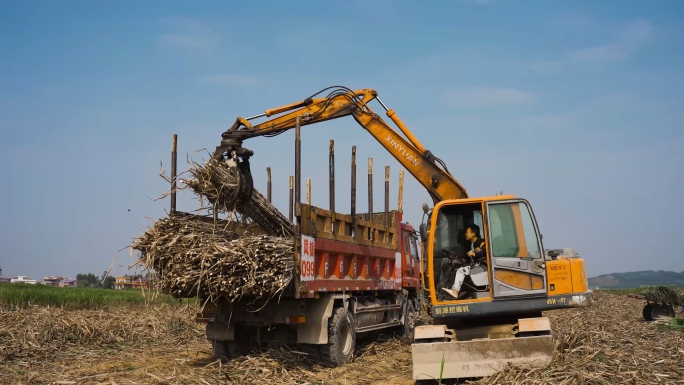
top-left (411, 334), bottom-right (554, 380)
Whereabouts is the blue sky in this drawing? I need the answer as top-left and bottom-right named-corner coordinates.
top-left (1, 0), bottom-right (683, 281)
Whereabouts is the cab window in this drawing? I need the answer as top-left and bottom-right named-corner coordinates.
top-left (488, 201), bottom-right (541, 259)
top-left (432, 203), bottom-right (483, 258)
top-left (409, 235), bottom-right (419, 261)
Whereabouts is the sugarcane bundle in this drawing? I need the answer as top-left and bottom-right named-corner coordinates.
top-left (132, 215), bottom-right (294, 301)
top-left (183, 159), bottom-right (295, 238)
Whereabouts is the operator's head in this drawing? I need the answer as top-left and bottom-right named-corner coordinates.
top-left (465, 224), bottom-right (480, 242)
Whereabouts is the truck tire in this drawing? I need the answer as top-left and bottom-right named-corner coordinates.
top-left (643, 303), bottom-right (654, 321)
top-left (229, 323), bottom-right (252, 357)
top-left (403, 300), bottom-right (417, 339)
top-left (321, 307), bottom-right (355, 366)
top-left (650, 304), bottom-right (675, 320)
top-left (211, 339), bottom-right (249, 362)
top-left (211, 339), bottom-right (229, 362)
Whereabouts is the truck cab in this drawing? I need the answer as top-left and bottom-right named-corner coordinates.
top-left (399, 222), bottom-right (421, 292)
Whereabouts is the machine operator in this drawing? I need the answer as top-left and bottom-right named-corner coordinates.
top-left (442, 224), bottom-right (486, 300)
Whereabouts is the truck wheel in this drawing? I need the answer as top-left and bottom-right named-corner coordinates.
top-left (229, 323), bottom-right (252, 358)
top-left (403, 300), bottom-right (417, 340)
top-left (211, 340), bottom-right (231, 362)
top-left (321, 307), bottom-right (355, 366)
top-left (211, 339), bottom-right (249, 361)
top-left (650, 304), bottom-right (675, 320)
top-left (643, 303), bottom-right (654, 321)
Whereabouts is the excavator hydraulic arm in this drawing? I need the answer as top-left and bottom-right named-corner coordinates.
top-left (213, 86), bottom-right (468, 204)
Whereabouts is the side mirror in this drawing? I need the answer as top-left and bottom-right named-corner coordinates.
top-left (419, 223), bottom-right (428, 242)
top-left (421, 203), bottom-right (429, 214)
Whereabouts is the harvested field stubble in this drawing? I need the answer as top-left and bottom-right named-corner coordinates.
top-left (2, 292), bottom-right (683, 385)
top-left (132, 215), bottom-right (294, 301)
top-left (0, 304), bottom-right (202, 375)
top-left (479, 291), bottom-right (684, 385)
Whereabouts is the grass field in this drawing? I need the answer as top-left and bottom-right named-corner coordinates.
top-left (0, 282), bottom-right (192, 309)
top-left (603, 285), bottom-right (684, 296)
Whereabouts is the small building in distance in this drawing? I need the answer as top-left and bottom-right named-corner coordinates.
top-left (60, 278), bottom-right (77, 287)
top-left (42, 276), bottom-right (78, 287)
top-left (43, 276), bottom-right (64, 286)
top-left (10, 276), bottom-right (37, 284)
top-left (0, 277), bottom-right (11, 283)
top-left (115, 276), bottom-right (154, 290)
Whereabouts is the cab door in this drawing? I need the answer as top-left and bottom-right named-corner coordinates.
top-left (485, 199), bottom-right (547, 299)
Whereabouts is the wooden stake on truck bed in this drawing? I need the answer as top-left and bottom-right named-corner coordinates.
top-left (295, 116), bottom-right (301, 221)
top-left (385, 166), bottom-right (390, 244)
top-left (351, 145), bottom-right (357, 238)
top-left (289, 175), bottom-right (294, 222)
top-left (329, 139), bottom-right (335, 234)
top-left (368, 157), bottom-right (374, 241)
top-left (266, 167), bottom-right (272, 203)
top-left (399, 170), bottom-right (404, 214)
top-left (171, 134), bottom-right (177, 214)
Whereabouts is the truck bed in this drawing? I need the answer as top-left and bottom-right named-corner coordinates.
top-left (295, 204), bottom-right (404, 298)
top-left (174, 203), bottom-right (406, 301)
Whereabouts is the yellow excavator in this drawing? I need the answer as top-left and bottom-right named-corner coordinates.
top-left (212, 86), bottom-right (593, 381)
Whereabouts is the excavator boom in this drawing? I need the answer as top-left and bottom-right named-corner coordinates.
top-left (214, 86), bottom-right (468, 204)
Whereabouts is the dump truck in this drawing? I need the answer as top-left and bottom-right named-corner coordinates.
top-left (191, 172), bottom-right (423, 367)
top-left (205, 85), bottom-right (593, 380)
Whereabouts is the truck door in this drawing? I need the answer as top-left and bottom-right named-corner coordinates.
top-left (485, 199), bottom-right (547, 299)
top-left (402, 230), bottom-right (418, 278)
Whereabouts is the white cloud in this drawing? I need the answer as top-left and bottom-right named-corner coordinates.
top-left (158, 17), bottom-right (217, 50)
top-left (565, 19), bottom-right (653, 64)
top-left (565, 43), bottom-right (631, 63)
top-left (529, 19), bottom-right (654, 71)
top-left (199, 75), bottom-right (259, 85)
top-left (441, 87), bottom-right (534, 107)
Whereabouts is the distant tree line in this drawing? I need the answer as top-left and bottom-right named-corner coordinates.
top-left (76, 272), bottom-right (113, 289)
top-left (76, 272), bottom-right (153, 289)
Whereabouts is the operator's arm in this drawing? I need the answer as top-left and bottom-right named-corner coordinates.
top-left (474, 240), bottom-right (486, 261)
top-left (467, 239), bottom-right (486, 261)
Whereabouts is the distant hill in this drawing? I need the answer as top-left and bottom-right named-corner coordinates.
top-left (588, 270), bottom-right (684, 289)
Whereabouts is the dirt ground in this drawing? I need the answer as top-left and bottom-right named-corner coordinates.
top-left (1, 291), bottom-right (683, 385)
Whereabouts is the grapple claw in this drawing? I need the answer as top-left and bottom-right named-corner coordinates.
top-left (212, 140), bottom-right (255, 209)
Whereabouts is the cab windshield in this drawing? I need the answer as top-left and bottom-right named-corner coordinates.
top-left (487, 201), bottom-right (542, 259)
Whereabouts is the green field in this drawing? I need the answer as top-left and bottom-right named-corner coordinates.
top-left (0, 283), bottom-right (194, 309)
top-left (602, 286), bottom-right (684, 296)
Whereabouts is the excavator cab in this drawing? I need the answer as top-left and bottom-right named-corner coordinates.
top-left (414, 195), bottom-right (591, 380)
top-left (422, 195), bottom-right (549, 308)
top-left (429, 202), bottom-right (491, 301)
